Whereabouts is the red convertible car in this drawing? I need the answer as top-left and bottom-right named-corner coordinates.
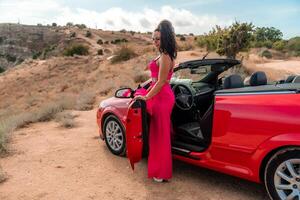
top-left (96, 58), bottom-right (300, 200)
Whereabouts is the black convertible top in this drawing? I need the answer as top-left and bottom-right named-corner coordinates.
top-left (174, 58), bottom-right (240, 72)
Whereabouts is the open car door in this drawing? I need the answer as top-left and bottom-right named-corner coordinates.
top-left (126, 99), bottom-right (147, 170)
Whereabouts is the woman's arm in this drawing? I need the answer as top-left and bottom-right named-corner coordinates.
top-left (145, 54), bottom-right (172, 100)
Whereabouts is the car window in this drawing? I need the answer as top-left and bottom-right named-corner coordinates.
top-left (173, 65), bottom-right (211, 82)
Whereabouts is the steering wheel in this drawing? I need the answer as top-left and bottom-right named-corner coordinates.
top-left (172, 84), bottom-right (194, 110)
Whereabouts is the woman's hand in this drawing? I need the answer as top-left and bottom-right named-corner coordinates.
top-left (133, 95), bottom-right (148, 101)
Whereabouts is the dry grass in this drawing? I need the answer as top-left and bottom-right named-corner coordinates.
top-left (133, 71), bottom-right (150, 83)
top-left (55, 111), bottom-right (77, 128)
top-left (75, 91), bottom-right (95, 111)
top-left (178, 42), bottom-right (195, 51)
top-left (111, 46), bottom-right (137, 64)
top-left (0, 165), bottom-right (7, 184)
top-left (0, 95), bottom-right (77, 155)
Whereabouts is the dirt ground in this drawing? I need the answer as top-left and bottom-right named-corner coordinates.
top-left (0, 109), bottom-right (268, 200)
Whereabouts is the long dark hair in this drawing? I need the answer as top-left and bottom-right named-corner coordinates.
top-left (155, 20), bottom-right (177, 61)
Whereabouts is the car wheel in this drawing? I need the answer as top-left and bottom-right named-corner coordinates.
top-left (264, 147), bottom-right (300, 200)
top-left (103, 115), bottom-right (126, 156)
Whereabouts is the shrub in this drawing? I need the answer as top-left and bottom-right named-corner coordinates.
top-left (287, 37), bottom-right (300, 56)
top-left (52, 23), bottom-right (57, 27)
top-left (75, 91), bottom-right (95, 110)
top-left (111, 38), bottom-right (128, 45)
top-left (104, 41), bottom-right (109, 44)
top-left (180, 36), bottom-right (186, 41)
top-left (97, 39), bottom-right (103, 45)
top-left (0, 166), bottom-right (7, 183)
top-left (75, 24), bottom-right (87, 29)
top-left (178, 42), bottom-right (194, 51)
top-left (0, 122), bottom-right (9, 155)
top-left (111, 46), bottom-right (137, 64)
top-left (0, 37), bottom-right (3, 44)
top-left (97, 49), bottom-right (103, 55)
top-left (6, 54), bottom-right (17, 62)
top-left (32, 51), bottom-right (42, 59)
top-left (63, 45), bottom-right (89, 56)
top-left (130, 31), bottom-right (135, 36)
top-left (260, 49), bottom-right (272, 59)
top-left (70, 32), bottom-right (76, 38)
top-left (85, 30), bottom-right (92, 37)
top-left (0, 66), bottom-right (5, 73)
top-left (120, 29), bottom-right (126, 33)
top-left (66, 22), bottom-right (73, 27)
top-left (272, 40), bottom-right (286, 51)
top-left (134, 72), bottom-right (149, 83)
top-left (54, 112), bottom-right (77, 128)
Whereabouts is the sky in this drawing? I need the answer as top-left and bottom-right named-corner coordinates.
top-left (0, 0), bottom-right (299, 39)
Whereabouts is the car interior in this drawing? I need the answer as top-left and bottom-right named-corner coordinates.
top-left (136, 59), bottom-right (300, 158)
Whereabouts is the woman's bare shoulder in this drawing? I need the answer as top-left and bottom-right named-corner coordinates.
top-left (160, 53), bottom-right (172, 64)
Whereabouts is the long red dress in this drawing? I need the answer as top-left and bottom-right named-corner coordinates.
top-left (145, 57), bottom-right (175, 180)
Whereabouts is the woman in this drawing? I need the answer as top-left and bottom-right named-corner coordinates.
top-left (133, 19), bottom-right (177, 182)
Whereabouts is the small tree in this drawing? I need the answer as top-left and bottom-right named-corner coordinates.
top-left (66, 22), bottom-right (73, 27)
top-left (97, 39), bottom-right (103, 45)
top-left (216, 22), bottom-right (254, 58)
top-left (272, 40), bottom-right (286, 51)
top-left (254, 27), bottom-right (283, 43)
top-left (52, 23), bottom-right (57, 27)
top-left (85, 30), bottom-right (92, 37)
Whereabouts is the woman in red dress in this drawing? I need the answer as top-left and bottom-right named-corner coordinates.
top-left (133, 20), bottom-right (177, 182)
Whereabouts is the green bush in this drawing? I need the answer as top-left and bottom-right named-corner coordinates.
top-left (111, 38), bottom-right (128, 45)
top-left (70, 32), bottom-right (76, 38)
top-left (287, 37), bottom-right (300, 52)
top-left (120, 29), bottom-right (126, 33)
top-left (85, 30), bottom-right (92, 37)
top-left (32, 51), bottom-right (42, 59)
top-left (260, 49), bottom-right (272, 59)
top-left (0, 37), bottom-right (3, 44)
top-left (0, 66), bottom-right (5, 73)
top-left (180, 36), bottom-right (186, 41)
top-left (97, 39), bottom-right (103, 45)
top-left (75, 24), bottom-right (87, 29)
top-left (97, 49), bottom-right (103, 55)
top-left (63, 45), bottom-right (89, 56)
top-left (66, 22), bottom-right (73, 27)
top-left (272, 40), bottom-right (286, 51)
top-left (6, 54), bottom-right (17, 62)
top-left (111, 46), bottom-right (137, 64)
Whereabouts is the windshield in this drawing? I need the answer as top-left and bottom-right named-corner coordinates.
top-left (173, 65), bottom-right (211, 82)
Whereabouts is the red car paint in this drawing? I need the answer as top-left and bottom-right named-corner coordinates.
top-left (97, 92), bottom-right (300, 183)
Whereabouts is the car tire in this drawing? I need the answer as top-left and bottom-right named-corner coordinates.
top-left (264, 147), bottom-right (300, 200)
top-left (103, 115), bottom-right (126, 156)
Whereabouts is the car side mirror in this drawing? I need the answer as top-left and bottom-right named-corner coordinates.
top-left (115, 88), bottom-right (133, 98)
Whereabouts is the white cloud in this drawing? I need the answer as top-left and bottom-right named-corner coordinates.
top-left (0, 0), bottom-right (232, 34)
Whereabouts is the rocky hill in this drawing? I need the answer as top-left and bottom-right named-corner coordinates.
top-left (0, 23), bottom-right (67, 70)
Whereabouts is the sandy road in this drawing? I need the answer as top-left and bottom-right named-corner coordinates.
top-left (0, 109), bottom-right (268, 200)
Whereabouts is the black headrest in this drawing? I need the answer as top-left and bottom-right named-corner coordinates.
top-left (292, 76), bottom-right (300, 83)
top-left (285, 75), bottom-right (296, 83)
top-left (250, 71), bottom-right (267, 86)
top-left (223, 74), bottom-right (244, 89)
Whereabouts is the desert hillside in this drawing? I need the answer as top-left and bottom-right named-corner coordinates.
top-left (0, 23), bottom-right (300, 199)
